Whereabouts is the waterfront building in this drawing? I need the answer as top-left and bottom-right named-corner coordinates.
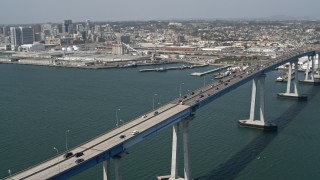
top-left (112, 44), bottom-right (128, 55)
top-left (10, 27), bottom-right (34, 49)
top-left (10, 27), bottom-right (22, 48)
top-left (21, 27), bottom-right (34, 44)
top-left (20, 43), bottom-right (45, 51)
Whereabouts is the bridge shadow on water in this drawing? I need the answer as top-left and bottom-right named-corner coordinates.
top-left (195, 86), bottom-right (320, 180)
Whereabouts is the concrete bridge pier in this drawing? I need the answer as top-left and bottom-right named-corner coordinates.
top-left (315, 53), bottom-right (320, 79)
top-left (103, 159), bottom-right (111, 180)
top-left (299, 55), bottom-right (319, 85)
top-left (113, 156), bottom-right (122, 180)
top-left (169, 123), bottom-right (179, 180)
top-left (238, 74), bottom-right (277, 130)
top-left (158, 119), bottom-right (192, 180)
top-left (182, 120), bottom-right (191, 180)
top-left (306, 56), bottom-right (311, 80)
top-left (104, 152), bottom-right (128, 180)
top-left (279, 61), bottom-right (307, 100)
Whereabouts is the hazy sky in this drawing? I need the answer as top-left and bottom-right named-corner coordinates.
top-left (1, 0), bottom-right (320, 24)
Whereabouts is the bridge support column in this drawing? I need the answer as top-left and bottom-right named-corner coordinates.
top-left (311, 55), bottom-right (315, 81)
top-left (305, 56), bottom-right (311, 81)
top-left (103, 159), bottom-right (111, 180)
top-left (279, 60), bottom-right (307, 100)
top-left (294, 60), bottom-right (299, 95)
top-left (169, 123), bottom-right (179, 180)
top-left (113, 156), bottom-right (122, 180)
top-left (158, 118), bottom-right (193, 180)
top-left (300, 55), bottom-right (319, 85)
top-left (315, 53), bottom-right (320, 79)
top-left (286, 62), bottom-right (293, 94)
top-left (249, 78), bottom-right (257, 120)
top-left (239, 74), bottom-right (277, 130)
top-left (183, 120), bottom-right (191, 180)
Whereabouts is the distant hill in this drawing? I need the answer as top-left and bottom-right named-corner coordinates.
top-left (262, 15), bottom-right (316, 21)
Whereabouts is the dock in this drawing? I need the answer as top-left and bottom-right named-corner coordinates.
top-left (190, 65), bottom-right (231, 76)
top-left (139, 67), bottom-right (167, 72)
top-left (139, 64), bottom-right (208, 73)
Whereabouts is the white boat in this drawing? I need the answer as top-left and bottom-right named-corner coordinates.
top-left (276, 77), bottom-right (283, 81)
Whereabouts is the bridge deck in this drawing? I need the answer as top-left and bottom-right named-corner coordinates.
top-left (8, 103), bottom-right (190, 180)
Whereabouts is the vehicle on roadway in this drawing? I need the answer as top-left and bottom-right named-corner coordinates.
top-left (75, 158), bottom-right (84, 164)
top-left (64, 152), bottom-right (73, 159)
top-left (119, 134), bottom-right (126, 139)
top-left (132, 130), bottom-right (139, 135)
top-left (75, 152), bottom-right (84, 157)
top-left (154, 111), bottom-right (159, 116)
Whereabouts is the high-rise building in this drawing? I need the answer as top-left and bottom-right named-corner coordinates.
top-left (2, 26), bottom-right (8, 36)
top-left (76, 24), bottom-right (84, 34)
top-left (41, 24), bottom-right (52, 38)
top-left (57, 24), bottom-right (63, 34)
top-left (33, 24), bottom-right (42, 34)
top-left (81, 31), bottom-right (87, 40)
top-left (10, 27), bottom-right (34, 49)
top-left (86, 20), bottom-right (91, 31)
top-left (34, 33), bottom-right (42, 42)
top-left (21, 27), bottom-right (34, 44)
top-left (94, 25), bottom-right (101, 34)
top-left (67, 24), bottom-right (75, 34)
top-left (62, 20), bottom-right (72, 34)
top-left (10, 27), bottom-right (22, 48)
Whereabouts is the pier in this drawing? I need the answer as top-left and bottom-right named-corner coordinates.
top-left (139, 64), bottom-right (208, 72)
top-left (190, 65), bottom-right (231, 76)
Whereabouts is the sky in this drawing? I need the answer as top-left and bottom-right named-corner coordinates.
top-left (1, 0), bottom-right (320, 24)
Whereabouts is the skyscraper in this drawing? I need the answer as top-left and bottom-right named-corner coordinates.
top-left (10, 27), bottom-right (34, 49)
top-left (10, 27), bottom-right (22, 48)
top-left (86, 20), bottom-right (91, 31)
top-left (62, 20), bottom-right (72, 34)
top-left (21, 27), bottom-right (34, 44)
top-left (67, 24), bottom-right (75, 34)
top-left (76, 24), bottom-right (84, 34)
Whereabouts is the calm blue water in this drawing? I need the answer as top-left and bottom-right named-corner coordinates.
top-left (0, 63), bottom-right (319, 180)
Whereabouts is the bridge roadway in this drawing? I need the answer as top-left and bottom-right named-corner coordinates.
top-left (6, 46), bottom-right (320, 180)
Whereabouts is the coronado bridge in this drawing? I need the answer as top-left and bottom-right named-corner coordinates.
top-left (5, 46), bottom-right (320, 180)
